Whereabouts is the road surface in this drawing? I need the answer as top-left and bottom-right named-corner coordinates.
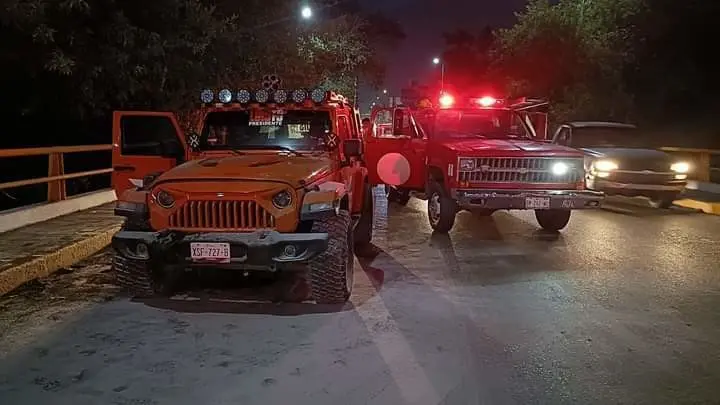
top-left (1, 193), bottom-right (719, 405)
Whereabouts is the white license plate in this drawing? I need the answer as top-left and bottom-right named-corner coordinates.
top-left (525, 197), bottom-right (550, 209)
top-left (190, 242), bottom-right (231, 263)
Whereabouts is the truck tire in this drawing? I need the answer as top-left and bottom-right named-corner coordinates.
top-left (112, 255), bottom-right (171, 298)
top-left (385, 185), bottom-right (411, 206)
top-left (308, 210), bottom-right (354, 304)
top-left (354, 182), bottom-right (374, 249)
top-left (651, 193), bottom-right (678, 209)
top-left (427, 179), bottom-right (457, 233)
top-left (535, 209), bottom-right (571, 232)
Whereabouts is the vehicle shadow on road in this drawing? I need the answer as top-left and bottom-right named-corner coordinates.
top-left (600, 198), bottom-right (701, 217)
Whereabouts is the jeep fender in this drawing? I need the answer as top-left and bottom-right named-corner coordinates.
top-left (300, 181), bottom-right (348, 220)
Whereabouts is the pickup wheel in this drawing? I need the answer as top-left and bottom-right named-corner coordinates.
top-left (354, 182), bottom-right (374, 249)
top-left (112, 255), bottom-right (175, 298)
top-left (427, 180), bottom-right (457, 233)
top-left (535, 209), bottom-right (571, 232)
top-left (650, 193), bottom-right (679, 209)
top-left (385, 185), bottom-right (411, 206)
top-left (308, 210), bottom-right (354, 304)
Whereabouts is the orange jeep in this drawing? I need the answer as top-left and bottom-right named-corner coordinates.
top-left (110, 87), bottom-right (373, 304)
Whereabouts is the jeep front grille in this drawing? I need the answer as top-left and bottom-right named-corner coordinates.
top-left (168, 200), bottom-right (275, 230)
top-left (458, 157), bottom-right (583, 184)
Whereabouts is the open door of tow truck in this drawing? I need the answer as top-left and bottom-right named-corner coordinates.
top-left (510, 98), bottom-right (549, 140)
top-left (363, 107), bottom-right (427, 190)
top-left (111, 111), bottom-right (187, 196)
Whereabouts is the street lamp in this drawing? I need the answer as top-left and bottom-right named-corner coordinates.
top-left (432, 57), bottom-right (445, 92)
top-left (301, 6), bottom-right (312, 19)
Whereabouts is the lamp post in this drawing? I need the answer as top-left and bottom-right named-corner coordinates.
top-left (433, 57), bottom-right (445, 92)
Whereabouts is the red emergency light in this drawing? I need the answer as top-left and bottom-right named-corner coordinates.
top-left (475, 96), bottom-right (498, 107)
top-left (438, 93), bottom-right (455, 108)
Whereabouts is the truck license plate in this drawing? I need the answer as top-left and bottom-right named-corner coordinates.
top-left (190, 242), bottom-right (231, 263)
top-left (525, 197), bottom-right (550, 209)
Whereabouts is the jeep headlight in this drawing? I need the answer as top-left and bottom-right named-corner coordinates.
top-left (272, 190), bottom-right (292, 209)
top-left (593, 159), bottom-right (618, 171)
top-left (459, 158), bottom-right (475, 171)
top-left (551, 161), bottom-right (569, 175)
top-left (155, 190), bottom-right (175, 208)
top-left (670, 161), bottom-right (690, 173)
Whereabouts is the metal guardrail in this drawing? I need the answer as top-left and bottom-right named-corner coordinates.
top-left (659, 147), bottom-right (720, 183)
top-left (0, 145), bottom-right (113, 203)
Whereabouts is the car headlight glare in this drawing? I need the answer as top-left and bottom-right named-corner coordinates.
top-left (272, 190), bottom-right (293, 209)
top-left (551, 161), bottom-right (569, 175)
top-left (459, 158), bottom-right (475, 171)
top-left (670, 161), bottom-right (690, 173)
top-left (594, 159), bottom-right (618, 171)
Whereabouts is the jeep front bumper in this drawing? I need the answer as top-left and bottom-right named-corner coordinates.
top-left (112, 230), bottom-right (329, 270)
top-left (451, 189), bottom-right (604, 210)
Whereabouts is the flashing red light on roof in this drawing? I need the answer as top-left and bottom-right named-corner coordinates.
top-left (476, 96), bottom-right (497, 107)
top-left (439, 93), bottom-right (454, 107)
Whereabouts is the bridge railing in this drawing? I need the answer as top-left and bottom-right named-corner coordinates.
top-left (659, 147), bottom-right (720, 183)
top-left (0, 145), bottom-right (113, 203)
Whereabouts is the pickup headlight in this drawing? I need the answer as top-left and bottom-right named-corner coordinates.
top-left (551, 162), bottom-right (569, 175)
top-left (670, 161), bottom-right (690, 173)
top-left (459, 158), bottom-right (475, 171)
top-left (593, 159), bottom-right (618, 171)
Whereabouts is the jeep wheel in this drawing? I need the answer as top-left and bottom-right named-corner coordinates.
top-left (535, 209), bottom-right (571, 232)
top-left (113, 254), bottom-right (174, 298)
top-left (354, 182), bottom-right (374, 249)
top-left (385, 185), bottom-right (411, 206)
top-left (427, 179), bottom-right (457, 233)
top-left (308, 210), bottom-right (354, 304)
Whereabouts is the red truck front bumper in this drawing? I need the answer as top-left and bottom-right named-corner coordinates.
top-left (451, 189), bottom-right (604, 210)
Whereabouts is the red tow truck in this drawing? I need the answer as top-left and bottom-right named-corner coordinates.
top-left (361, 93), bottom-right (604, 233)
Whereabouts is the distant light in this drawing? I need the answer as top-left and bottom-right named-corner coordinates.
top-left (477, 96), bottom-right (497, 107)
top-left (439, 93), bottom-right (454, 107)
top-left (301, 6), bottom-right (312, 19)
top-left (432, 57), bottom-right (440, 65)
top-left (383, 89), bottom-right (387, 94)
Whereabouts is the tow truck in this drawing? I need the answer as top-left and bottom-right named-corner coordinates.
top-left (363, 93), bottom-right (604, 233)
top-left (110, 85), bottom-right (373, 303)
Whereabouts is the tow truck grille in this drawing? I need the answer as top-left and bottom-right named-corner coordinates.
top-left (168, 200), bottom-right (275, 230)
top-left (458, 157), bottom-right (583, 184)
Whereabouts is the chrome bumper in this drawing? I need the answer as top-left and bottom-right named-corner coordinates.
top-left (451, 189), bottom-right (604, 210)
top-left (587, 178), bottom-right (686, 193)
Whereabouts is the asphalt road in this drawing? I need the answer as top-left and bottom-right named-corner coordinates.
top-left (1, 191), bottom-right (719, 405)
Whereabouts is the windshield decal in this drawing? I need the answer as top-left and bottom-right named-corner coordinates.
top-left (249, 109), bottom-right (284, 126)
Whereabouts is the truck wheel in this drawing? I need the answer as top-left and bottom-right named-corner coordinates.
top-left (650, 194), bottom-right (677, 209)
top-left (535, 209), bottom-right (571, 232)
top-left (427, 180), bottom-right (457, 233)
top-left (308, 210), bottom-right (354, 304)
top-left (113, 255), bottom-right (172, 298)
top-left (385, 185), bottom-right (411, 206)
top-left (354, 182), bottom-right (374, 249)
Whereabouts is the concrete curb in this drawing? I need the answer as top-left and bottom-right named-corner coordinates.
top-left (0, 225), bottom-right (120, 296)
top-left (673, 199), bottom-right (720, 215)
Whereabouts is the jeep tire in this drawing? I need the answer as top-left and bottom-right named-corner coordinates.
top-left (354, 182), bottom-right (374, 249)
top-left (385, 185), bottom-right (411, 206)
top-left (535, 209), bottom-right (571, 232)
top-left (308, 210), bottom-right (354, 304)
top-left (113, 255), bottom-right (174, 298)
top-left (427, 179), bottom-right (457, 233)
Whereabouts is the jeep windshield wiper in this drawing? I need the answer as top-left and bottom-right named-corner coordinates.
top-left (233, 144), bottom-right (304, 156)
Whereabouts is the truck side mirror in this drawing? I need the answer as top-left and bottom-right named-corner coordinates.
top-left (342, 139), bottom-right (362, 157)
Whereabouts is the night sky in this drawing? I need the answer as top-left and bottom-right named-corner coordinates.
top-left (360, 0), bottom-right (529, 108)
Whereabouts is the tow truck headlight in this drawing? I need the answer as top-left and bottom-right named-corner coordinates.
top-left (272, 190), bottom-right (293, 209)
top-left (670, 161), bottom-right (690, 173)
top-left (459, 158), bottom-right (475, 171)
top-left (593, 159), bottom-right (618, 172)
top-left (551, 161), bottom-right (569, 175)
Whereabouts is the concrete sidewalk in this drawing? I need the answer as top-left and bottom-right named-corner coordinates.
top-left (675, 186), bottom-right (720, 215)
top-left (0, 203), bottom-right (122, 296)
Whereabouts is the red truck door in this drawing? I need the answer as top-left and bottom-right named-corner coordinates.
top-left (363, 107), bottom-right (427, 189)
top-left (111, 111), bottom-right (187, 196)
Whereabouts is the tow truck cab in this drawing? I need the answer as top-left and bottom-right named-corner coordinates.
top-left (362, 94), bottom-right (604, 233)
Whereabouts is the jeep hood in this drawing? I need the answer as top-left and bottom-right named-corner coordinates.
top-left (436, 138), bottom-right (582, 157)
top-left (155, 155), bottom-right (333, 188)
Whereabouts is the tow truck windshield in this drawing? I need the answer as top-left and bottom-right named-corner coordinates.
top-left (432, 108), bottom-right (530, 139)
top-left (199, 110), bottom-right (332, 151)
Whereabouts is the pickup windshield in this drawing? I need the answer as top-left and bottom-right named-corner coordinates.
top-left (431, 108), bottom-right (529, 139)
top-left (199, 109), bottom-right (332, 151)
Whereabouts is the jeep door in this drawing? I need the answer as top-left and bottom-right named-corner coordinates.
top-left (111, 111), bottom-right (187, 196)
top-left (363, 107), bottom-right (427, 190)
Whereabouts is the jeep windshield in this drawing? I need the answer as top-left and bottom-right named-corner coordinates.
top-left (572, 127), bottom-right (646, 148)
top-left (432, 108), bottom-right (529, 139)
top-left (199, 109), bottom-right (332, 152)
